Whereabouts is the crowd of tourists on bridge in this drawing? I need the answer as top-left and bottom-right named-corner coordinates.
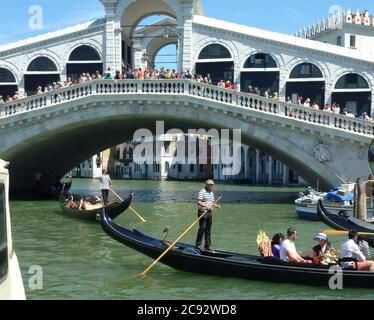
top-left (0, 66), bottom-right (372, 122)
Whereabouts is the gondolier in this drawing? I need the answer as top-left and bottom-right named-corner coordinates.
top-left (95, 169), bottom-right (112, 206)
top-left (195, 180), bottom-right (220, 252)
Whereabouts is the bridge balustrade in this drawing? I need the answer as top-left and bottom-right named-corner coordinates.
top-left (1, 79), bottom-right (373, 137)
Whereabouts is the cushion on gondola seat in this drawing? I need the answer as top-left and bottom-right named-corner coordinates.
top-left (261, 256), bottom-right (331, 269)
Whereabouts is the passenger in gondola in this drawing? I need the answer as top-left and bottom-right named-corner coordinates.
top-left (271, 233), bottom-right (284, 259)
top-left (280, 228), bottom-right (312, 264)
top-left (340, 230), bottom-right (374, 271)
top-left (312, 233), bottom-right (331, 264)
top-left (65, 194), bottom-right (79, 209)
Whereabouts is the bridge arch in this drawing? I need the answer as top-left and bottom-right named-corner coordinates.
top-left (144, 36), bottom-right (178, 70)
top-left (286, 60), bottom-right (328, 107)
top-left (195, 41), bottom-right (236, 84)
top-left (0, 93), bottom-right (348, 192)
top-left (241, 52), bottom-right (280, 95)
top-left (117, 0), bottom-right (180, 39)
top-left (0, 67), bottom-right (18, 98)
top-left (24, 56), bottom-right (61, 95)
top-left (332, 72), bottom-right (372, 116)
top-left (66, 45), bottom-right (103, 81)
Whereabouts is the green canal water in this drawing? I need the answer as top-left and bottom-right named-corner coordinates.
top-left (9, 180), bottom-right (374, 300)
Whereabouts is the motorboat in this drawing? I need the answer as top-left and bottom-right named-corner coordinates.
top-left (0, 160), bottom-right (26, 300)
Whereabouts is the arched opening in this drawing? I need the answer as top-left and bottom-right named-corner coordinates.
top-left (24, 57), bottom-right (60, 95)
top-left (286, 62), bottom-right (325, 107)
top-left (120, 0), bottom-right (178, 70)
top-left (0, 68), bottom-right (18, 99)
top-left (195, 44), bottom-right (234, 85)
top-left (67, 45), bottom-right (103, 81)
top-left (155, 44), bottom-right (178, 70)
top-left (332, 73), bottom-right (371, 116)
top-left (241, 53), bottom-right (279, 95)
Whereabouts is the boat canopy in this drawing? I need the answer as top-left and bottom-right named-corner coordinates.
top-left (325, 191), bottom-right (354, 203)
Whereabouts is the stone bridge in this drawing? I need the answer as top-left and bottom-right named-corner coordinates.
top-left (0, 79), bottom-right (373, 192)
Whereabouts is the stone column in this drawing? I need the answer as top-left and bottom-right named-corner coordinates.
top-left (133, 39), bottom-right (145, 70)
top-left (103, 2), bottom-right (117, 72)
top-left (114, 20), bottom-right (123, 72)
top-left (283, 164), bottom-right (288, 185)
top-left (279, 69), bottom-right (287, 102)
top-left (179, 3), bottom-right (194, 72)
top-left (256, 150), bottom-right (261, 184)
top-left (325, 81), bottom-right (333, 107)
top-left (268, 156), bottom-right (273, 184)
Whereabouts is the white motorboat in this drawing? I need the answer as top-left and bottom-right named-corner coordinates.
top-left (295, 184), bottom-right (363, 221)
top-left (0, 160), bottom-right (26, 300)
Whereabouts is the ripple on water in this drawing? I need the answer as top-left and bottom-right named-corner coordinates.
top-left (9, 180), bottom-right (374, 300)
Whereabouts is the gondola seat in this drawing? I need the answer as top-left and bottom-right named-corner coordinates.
top-left (338, 257), bottom-right (358, 270)
top-left (261, 256), bottom-right (331, 269)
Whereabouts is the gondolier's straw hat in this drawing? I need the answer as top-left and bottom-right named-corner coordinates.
top-left (206, 179), bottom-right (215, 185)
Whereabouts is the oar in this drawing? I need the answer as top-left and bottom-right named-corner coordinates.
top-left (141, 196), bottom-right (222, 277)
top-left (110, 188), bottom-right (147, 223)
top-left (323, 230), bottom-right (374, 237)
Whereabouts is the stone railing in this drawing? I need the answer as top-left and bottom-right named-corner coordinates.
top-left (1, 79), bottom-right (373, 137)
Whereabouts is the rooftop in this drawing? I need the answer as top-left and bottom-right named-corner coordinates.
top-left (0, 19), bottom-right (105, 54)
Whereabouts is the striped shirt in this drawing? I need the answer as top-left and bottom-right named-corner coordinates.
top-left (197, 188), bottom-right (215, 212)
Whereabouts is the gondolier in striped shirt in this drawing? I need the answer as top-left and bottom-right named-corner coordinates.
top-left (195, 180), bottom-right (220, 252)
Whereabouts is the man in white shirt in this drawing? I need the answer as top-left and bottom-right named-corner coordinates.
top-left (340, 230), bottom-right (374, 271)
top-left (95, 169), bottom-right (112, 206)
top-left (280, 228), bottom-right (312, 264)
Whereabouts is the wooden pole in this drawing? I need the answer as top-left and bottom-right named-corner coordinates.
top-left (110, 189), bottom-right (147, 223)
top-left (141, 196), bottom-right (222, 277)
top-left (356, 177), bottom-right (367, 221)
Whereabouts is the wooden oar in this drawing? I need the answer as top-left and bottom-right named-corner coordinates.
top-left (323, 230), bottom-right (374, 237)
top-left (141, 196), bottom-right (222, 277)
top-left (110, 189), bottom-right (147, 223)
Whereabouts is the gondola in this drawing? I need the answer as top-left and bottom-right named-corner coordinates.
top-left (317, 200), bottom-right (374, 247)
top-left (100, 207), bottom-right (374, 288)
top-left (60, 192), bottom-right (133, 221)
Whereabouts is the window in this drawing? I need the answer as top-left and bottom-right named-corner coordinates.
top-left (244, 53), bottom-right (277, 68)
top-left (153, 164), bottom-right (160, 173)
top-left (198, 44), bottom-right (231, 60)
top-left (190, 164), bottom-right (195, 174)
top-left (0, 68), bottom-right (16, 83)
top-left (335, 74), bottom-right (369, 89)
top-left (69, 45), bottom-right (101, 61)
top-left (337, 36), bottom-right (342, 46)
top-left (0, 183), bottom-right (8, 283)
top-left (27, 57), bottom-right (58, 72)
top-left (350, 35), bottom-right (356, 48)
top-left (290, 63), bottom-right (323, 79)
top-left (177, 164), bottom-right (182, 173)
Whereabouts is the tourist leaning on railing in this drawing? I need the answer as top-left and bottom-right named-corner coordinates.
top-left (3, 68), bottom-right (374, 123)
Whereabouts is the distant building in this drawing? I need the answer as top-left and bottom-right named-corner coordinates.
top-left (297, 9), bottom-right (374, 53)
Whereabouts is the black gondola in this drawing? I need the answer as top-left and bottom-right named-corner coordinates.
top-left (317, 200), bottom-right (374, 247)
top-left (100, 208), bottom-right (374, 288)
top-left (60, 192), bottom-right (133, 221)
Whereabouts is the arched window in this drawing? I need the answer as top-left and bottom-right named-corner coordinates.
top-left (0, 68), bottom-right (16, 83)
top-left (335, 74), bottom-right (369, 89)
top-left (69, 45), bottom-right (101, 61)
top-left (27, 57), bottom-right (58, 72)
top-left (244, 53), bottom-right (277, 68)
top-left (198, 44), bottom-right (231, 60)
top-left (290, 63), bottom-right (323, 79)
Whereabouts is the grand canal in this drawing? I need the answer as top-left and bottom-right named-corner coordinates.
top-left (10, 180), bottom-right (374, 300)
